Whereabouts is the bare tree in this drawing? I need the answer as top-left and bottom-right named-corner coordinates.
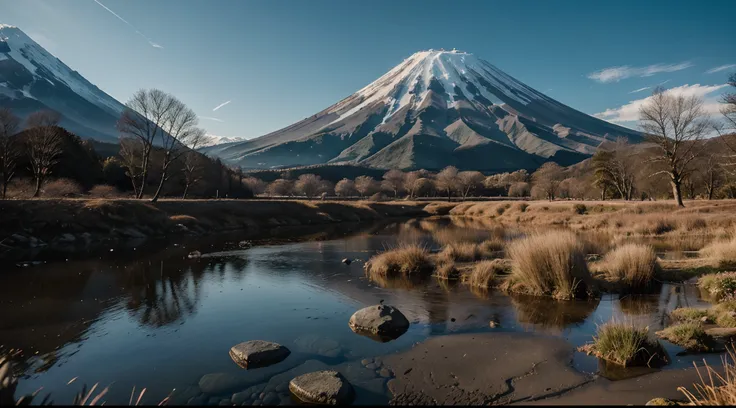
top-left (457, 171), bottom-right (484, 200)
top-left (334, 178), bottom-right (357, 197)
top-left (119, 136), bottom-right (144, 196)
top-left (404, 170), bottom-right (430, 199)
top-left (25, 111), bottom-right (64, 197)
top-left (436, 166), bottom-right (459, 201)
top-left (355, 175), bottom-right (378, 198)
top-left (0, 108), bottom-right (20, 199)
top-left (181, 134), bottom-right (211, 199)
top-left (294, 174), bottom-right (322, 199)
top-left (149, 97), bottom-right (205, 202)
top-left (532, 162), bottom-right (564, 201)
top-left (242, 176), bottom-right (267, 197)
top-left (694, 154), bottom-right (725, 200)
top-left (591, 138), bottom-right (636, 200)
top-left (267, 179), bottom-right (293, 197)
top-left (640, 87), bottom-right (711, 207)
top-left (382, 169), bottom-right (405, 198)
top-left (118, 89), bottom-right (175, 199)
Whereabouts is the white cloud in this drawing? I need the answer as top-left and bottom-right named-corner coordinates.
top-left (594, 83), bottom-right (728, 123)
top-left (588, 62), bottom-right (693, 83)
top-left (92, 0), bottom-right (162, 49)
top-left (706, 64), bottom-right (736, 74)
top-left (212, 100), bottom-right (231, 111)
top-left (629, 87), bottom-right (650, 94)
top-left (199, 116), bottom-right (224, 122)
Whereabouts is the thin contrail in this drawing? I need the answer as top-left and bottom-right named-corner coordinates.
top-left (199, 116), bottom-right (224, 122)
top-left (92, 0), bottom-right (163, 48)
top-left (213, 101), bottom-right (231, 111)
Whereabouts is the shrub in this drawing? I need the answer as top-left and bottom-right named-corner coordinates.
top-left (364, 244), bottom-right (433, 277)
top-left (701, 237), bottom-right (736, 268)
top-left (698, 272), bottom-right (736, 302)
top-left (638, 217), bottom-right (676, 235)
top-left (496, 204), bottom-right (510, 215)
top-left (88, 184), bottom-right (120, 198)
top-left (435, 261), bottom-right (459, 280)
top-left (582, 320), bottom-right (666, 367)
top-left (517, 202), bottom-right (529, 213)
top-left (682, 217), bottom-right (708, 231)
top-left (440, 242), bottom-right (482, 262)
top-left (656, 322), bottom-right (714, 352)
top-left (598, 244), bottom-right (659, 292)
top-left (42, 178), bottom-right (84, 198)
top-left (504, 230), bottom-right (592, 300)
top-left (573, 203), bottom-right (587, 215)
top-left (463, 260), bottom-right (505, 288)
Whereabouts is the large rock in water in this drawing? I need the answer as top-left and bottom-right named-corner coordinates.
top-left (229, 340), bottom-right (290, 369)
top-left (348, 305), bottom-right (409, 342)
top-left (289, 370), bottom-right (354, 405)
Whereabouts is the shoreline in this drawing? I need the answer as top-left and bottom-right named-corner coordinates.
top-left (0, 199), bottom-right (452, 261)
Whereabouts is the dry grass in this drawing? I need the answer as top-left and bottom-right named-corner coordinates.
top-left (364, 244), bottom-right (434, 277)
top-left (702, 237), bottom-right (736, 268)
top-left (435, 261), bottom-right (460, 280)
top-left (503, 230), bottom-right (593, 300)
top-left (711, 301), bottom-right (736, 328)
top-left (656, 322), bottom-right (715, 352)
top-left (678, 346), bottom-right (736, 405)
top-left (581, 320), bottom-right (666, 367)
top-left (595, 244), bottom-right (660, 292)
top-left (439, 239), bottom-right (502, 263)
top-left (462, 259), bottom-right (506, 288)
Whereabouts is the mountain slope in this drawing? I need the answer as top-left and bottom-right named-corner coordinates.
top-left (203, 49), bottom-right (641, 171)
top-left (0, 24), bottom-right (125, 141)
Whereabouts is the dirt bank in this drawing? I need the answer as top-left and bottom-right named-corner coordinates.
top-left (0, 199), bottom-right (455, 258)
top-left (380, 332), bottom-right (713, 405)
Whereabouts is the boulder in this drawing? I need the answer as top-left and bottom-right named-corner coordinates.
top-left (348, 305), bottom-right (409, 341)
top-left (646, 398), bottom-right (677, 406)
top-left (230, 340), bottom-right (290, 369)
top-left (289, 371), bottom-right (354, 405)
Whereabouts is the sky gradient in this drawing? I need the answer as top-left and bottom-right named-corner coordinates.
top-left (1, 0), bottom-right (734, 140)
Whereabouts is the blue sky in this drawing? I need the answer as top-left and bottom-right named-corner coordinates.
top-left (1, 0), bottom-right (734, 140)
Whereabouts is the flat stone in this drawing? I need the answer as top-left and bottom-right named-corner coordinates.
top-left (289, 370), bottom-right (354, 405)
top-left (232, 391), bottom-right (250, 405)
top-left (705, 327), bottom-right (736, 338)
top-left (219, 399), bottom-right (232, 406)
top-left (378, 368), bottom-right (392, 378)
top-left (365, 363), bottom-right (378, 370)
top-left (230, 340), bottom-right (290, 369)
top-left (348, 305), bottom-right (409, 342)
top-left (275, 383), bottom-right (288, 393)
top-left (252, 400), bottom-right (262, 406)
top-left (187, 395), bottom-right (208, 406)
top-left (361, 358), bottom-right (373, 366)
top-left (262, 393), bottom-right (279, 406)
top-left (169, 386), bottom-right (202, 405)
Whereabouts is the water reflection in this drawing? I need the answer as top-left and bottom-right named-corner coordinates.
top-left (0, 217), bottom-right (728, 404)
top-left (512, 294), bottom-right (600, 329)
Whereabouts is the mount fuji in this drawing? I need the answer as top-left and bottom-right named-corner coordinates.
top-left (204, 49), bottom-right (642, 171)
top-left (0, 24), bottom-right (125, 142)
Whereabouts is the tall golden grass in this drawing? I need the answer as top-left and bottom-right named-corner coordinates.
top-left (363, 244), bottom-right (434, 277)
top-left (504, 230), bottom-right (592, 300)
top-left (597, 243), bottom-right (660, 292)
top-left (679, 346), bottom-right (736, 405)
top-left (462, 259), bottom-right (506, 288)
top-left (702, 236), bottom-right (736, 268)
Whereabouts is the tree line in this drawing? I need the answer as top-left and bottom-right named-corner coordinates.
top-left (0, 72), bottom-right (734, 205)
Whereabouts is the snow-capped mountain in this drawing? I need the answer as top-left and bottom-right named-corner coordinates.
top-left (0, 24), bottom-right (125, 141)
top-left (200, 134), bottom-right (246, 148)
top-left (203, 49), bottom-right (642, 171)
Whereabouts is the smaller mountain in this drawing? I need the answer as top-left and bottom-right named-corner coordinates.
top-left (0, 24), bottom-right (125, 141)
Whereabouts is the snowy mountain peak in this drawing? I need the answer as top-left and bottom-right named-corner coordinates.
top-left (327, 48), bottom-right (546, 125)
top-left (0, 25), bottom-right (126, 141)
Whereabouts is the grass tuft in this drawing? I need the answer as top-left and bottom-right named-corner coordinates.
top-left (678, 346), bottom-right (736, 405)
top-left (656, 322), bottom-right (715, 352)
top-left (364, 244), bottom-right (433, 277)
top-left (504, 230), bottom-right (593, 300)
top-left (435, 261), bottom-right (460, 280)
top-left (582, 320), bottom-right (667, 367)
top-left (598, 244), bottom-right (660, 292)
top-left (701, 237), bottom-right (736, 268)
top-left (462, 259), bottom-right (506, 288)
top-left (698, 272), bottom-right (736, 302)
top-left (670, 307), bottom-right (710, 323)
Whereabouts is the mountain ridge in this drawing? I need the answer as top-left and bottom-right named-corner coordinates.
top-left (202, 49), bottom-right (642, 171)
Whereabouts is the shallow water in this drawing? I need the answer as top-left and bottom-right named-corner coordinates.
top-left (0, 218), bottom-right (725, 405)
